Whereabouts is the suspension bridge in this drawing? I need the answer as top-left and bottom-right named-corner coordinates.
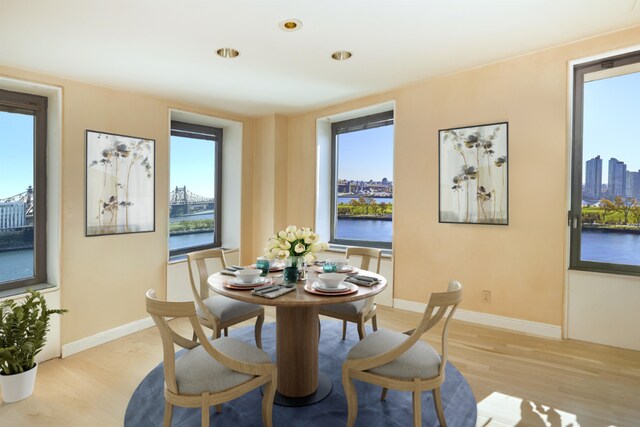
top-left (169, 186), bottom-right (215, 216)
top-left (0, 186), bottom-right (34, 218)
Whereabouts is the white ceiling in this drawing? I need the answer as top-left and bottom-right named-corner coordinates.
top-left (1, 1), bottom-right (639, 116)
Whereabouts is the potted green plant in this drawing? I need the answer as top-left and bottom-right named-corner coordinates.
top-left (0, 290), bottom-right (66, 402)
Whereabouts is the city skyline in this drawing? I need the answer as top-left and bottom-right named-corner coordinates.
top-left (584, 154), bottom-right (640, 200)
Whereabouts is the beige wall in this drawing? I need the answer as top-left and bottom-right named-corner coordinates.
top-left (252, 114), bottom-right (289, 258)
top-left (2, 24), bottom-right (639, 346)
top-left (284, 26), bottom-right (640, 326)
top-left (0, 65), bottom-right (256, 345)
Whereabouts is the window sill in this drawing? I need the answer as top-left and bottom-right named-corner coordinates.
top-left (0, 283), bottom-right (58, 300)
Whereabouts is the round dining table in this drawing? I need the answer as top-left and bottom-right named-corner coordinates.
top-left (208, 266), bottom-right (387, 406)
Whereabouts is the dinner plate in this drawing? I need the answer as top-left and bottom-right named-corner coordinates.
top-left (312, 282), bottom-right (350, 293)
top-left (303, 282), bottom-right (358, 296)
top-left (224, 278), bottom-right (272, 290)
top-left (228, 277), bottom-right (267, 287)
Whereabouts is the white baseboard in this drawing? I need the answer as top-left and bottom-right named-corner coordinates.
top-left (61, 317), bottom-right (155, 358)
top-left (394, 298), bottom-right (562, 339)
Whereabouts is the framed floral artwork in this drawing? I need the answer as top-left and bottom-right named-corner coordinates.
top-left (85, 130), bottom-right (155, 236)
top-left (439, 122), bottom-right (508, 225)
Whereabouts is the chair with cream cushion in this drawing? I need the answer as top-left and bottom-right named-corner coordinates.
top-left (319, 247), bottom-right (382, 340)
top-left (342, 281), bottom-right (463, 427)
top-left (187, 249), bottom-right (264, 348)
top-left (145, 289), bottom-right (277, 427)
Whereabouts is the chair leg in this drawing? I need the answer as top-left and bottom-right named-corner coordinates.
top-left (342, 367), bottom-right (358, 427)
top-left (162, 400), bottom-right (173, 427)
top-left (380, 387), bottom-right (388, 401)
top-left (357, 320), bottom-right (365, 340)
top-left (201, 393), bottom-right (210, 427)
top-left (342, 320), bottom-right (347, 340)
top-left (371, 314), bottom-right (378, 331)
top-left (433, 387), bottom-right (447, 427)
top-left (318, 318), bottom-right (322, 341)
top-left (255, 310), bottom-right (264, 349)
top-left (412, 391), bottom-right (421, 427)
top-left (262, 375), bottom-right (277, 427)
top-left (224, 327), bottom-right (229, 337)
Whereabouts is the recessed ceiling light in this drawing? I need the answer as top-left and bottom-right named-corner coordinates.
top-left (216, 48), bottom-right (239, 58)
top-left (279, 19), bottom-right (302, 31)
top-left (331, 51), bottom-right (352, 61)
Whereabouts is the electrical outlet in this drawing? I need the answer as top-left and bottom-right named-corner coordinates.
top-left (481, 290), bottom-right (491, 303)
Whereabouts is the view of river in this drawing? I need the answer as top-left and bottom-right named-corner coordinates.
top-left (7, 222), bottom-right (638, 284)
top-left (581, 229), bottom-right (640, 265)
top-left (0, 249), bottom-right (33, 283)
top-left (169, 212), bottom-right (215, 250)
top-left (336, 218), bottom-right (392, 242)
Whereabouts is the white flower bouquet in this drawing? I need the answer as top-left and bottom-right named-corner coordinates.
top-left (264, 225), bottom-right (327, 263)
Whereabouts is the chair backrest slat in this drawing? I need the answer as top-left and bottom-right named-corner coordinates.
top-left (145, 289), bottom-right (274, 390)
top-left (346, 246), bottom-right (382, 274)
top-left (145, 290), bottom-right (200, 394)
top-left (186, 249), bottom-right (228, 324)
top-left (418, 281), bottom-right (462, 376)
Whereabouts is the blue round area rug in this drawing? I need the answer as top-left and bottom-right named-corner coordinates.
top-left (125, 321), bottom-right (476, 426)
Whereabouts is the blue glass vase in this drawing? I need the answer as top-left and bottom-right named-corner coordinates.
top-left (284, 256), bottom-right (300, 285)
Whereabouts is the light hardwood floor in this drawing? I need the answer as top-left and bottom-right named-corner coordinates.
top-left (1, 305), bottom-right (639, 426)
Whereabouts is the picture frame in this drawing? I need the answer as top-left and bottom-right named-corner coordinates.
top-left (439, 122), bottom-right (508, 225)
top-left (85, 130), bottom-right (155, 236)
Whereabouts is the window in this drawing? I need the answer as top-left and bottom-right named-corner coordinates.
top-left (331, 111), bottom-right (394, 249)
top-left (0, 89), bottom-right (47, 291)
top-left (570, 51), bottom-right (640, 275)
top-left (169, 121), bottom-right (222, 257)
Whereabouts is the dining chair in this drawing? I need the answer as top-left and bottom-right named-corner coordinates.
top-left (319, 247), bottom-right (382, 340)
top-left (187, 249), bottom-right (264, 348)
top-left (341, 280), bottom-right (463, 427)
top-left (145, 290), bottom-right (277, 427)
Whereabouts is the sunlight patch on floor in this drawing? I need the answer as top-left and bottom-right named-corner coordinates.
top-left (476, 392), bottom-right (581, 427)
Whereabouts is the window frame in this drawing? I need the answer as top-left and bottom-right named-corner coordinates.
top-left (169, 120), bottom-right (222, 257)
top-left (330, 110), bottom-right (394, 249)
top-left (570, 50), bottom-right (640, 276)
top-left (0, 88), bottom-right (47, 291)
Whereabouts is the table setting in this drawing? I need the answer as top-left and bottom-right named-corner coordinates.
top-left (207, 225), bottom-right (387, 405)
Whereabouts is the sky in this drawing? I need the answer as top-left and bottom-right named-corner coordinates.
top-left (170, 135), bottom-right (216, 198)
top-left (3, 70), bottom-right (636, 196)
top-left (583, 71), bottom-right (640, 184)
top-left (0, 111), bottom-right (33, 199)
top-left (337, 125), bottom-right (394, 182)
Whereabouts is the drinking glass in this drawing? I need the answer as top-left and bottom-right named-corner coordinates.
top-left (256, 257), bottom-right (270, 277)
top-left (323, 262), bottom-right (337, 273)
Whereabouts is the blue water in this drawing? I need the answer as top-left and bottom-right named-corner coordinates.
top-left (0, 248), bottom-right (33, 283)
top-left (581, 229), bottom-right (640, 265)
top-left (169, 232), bottom-right (214, 251)
top-left (336, 218), bottom-right (392, 242)
top-left (4, 228), bottom-right (638, 284)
